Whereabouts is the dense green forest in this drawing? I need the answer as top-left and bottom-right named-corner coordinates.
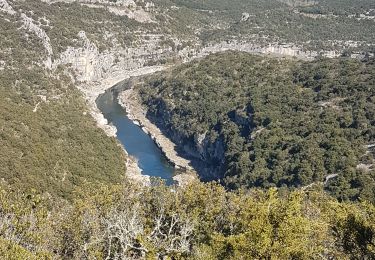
top-left (138, 52), bottom-right (375, 203)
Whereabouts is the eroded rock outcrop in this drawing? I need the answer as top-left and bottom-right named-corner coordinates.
top-left (277, 0), bottom-right (317, 7)
top-left (42, 0), bottom-right (156, 23)
top-left (198, 40), bottom-right (341, 60)
top-left (0, 0), bottom-right (15, 15)
top-left (53, 32), bottom-right (182, 83)
top-left (53, 31), bottom-right (113, 82)
top-left (21, 13), bottom-right (53, 68)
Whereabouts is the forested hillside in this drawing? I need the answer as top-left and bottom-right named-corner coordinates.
top-left (169, 0), bottom-right (375, 52)
top-left (5, 0), bottom-right (375, 54)
top-left (138, 52), bottom-right (375, 202)
top-left (0, 2), bottom-right (127, 199)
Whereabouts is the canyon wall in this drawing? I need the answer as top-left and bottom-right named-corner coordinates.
top-left (51, 28), bottom-right (344, 137)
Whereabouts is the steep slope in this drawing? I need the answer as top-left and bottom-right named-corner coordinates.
top-left (0, 1), bottom-right (128, 199)
top-left (136, 51), bottom-right (375, 202)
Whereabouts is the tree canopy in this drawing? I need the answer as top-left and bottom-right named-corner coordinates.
top-left (138, 52), bottom-right (375, 203)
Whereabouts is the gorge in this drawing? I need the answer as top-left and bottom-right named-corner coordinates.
top-left (96, 82), bottom-right (176, 185)
top-left (1, 1), bottom-right (375, 258)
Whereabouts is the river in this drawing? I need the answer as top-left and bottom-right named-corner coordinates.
top-left (96, 82), bottom-right (175, 185)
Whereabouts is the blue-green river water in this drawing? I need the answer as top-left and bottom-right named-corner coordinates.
top-left (96, 86), bottom-right (175, 184)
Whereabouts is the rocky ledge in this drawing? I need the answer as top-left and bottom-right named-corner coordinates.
top-left (78, 65), bottom-right (167, 137)
top-left (124, 154), bottom-right (151, 186)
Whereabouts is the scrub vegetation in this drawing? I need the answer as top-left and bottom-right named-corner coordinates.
top-left (0, 181), bottom-right (374, 259)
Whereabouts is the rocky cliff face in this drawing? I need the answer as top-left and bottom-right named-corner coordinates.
top-left (0, 0), bottom-right (15, 15)
top-left (198, 40), bottom-right (342, 60)
top-left (54, 33), bottom-right (178, 83)
top-left (277, 0), bottom-right (317, 7)
top-left (41, 0), bottom-right (156, 23)
top-left (53, 31), bottom-right (113, 82)
top-left (142, 98), bottom-right (227, 180)
top-left (21, 13), bottom-right (54, 68)
top-left (55, 33), bottom-right (339, 88)
top-left (1, 0), bottom-right (53, 67)
top-left (186, 132), bottom-right (226, 180)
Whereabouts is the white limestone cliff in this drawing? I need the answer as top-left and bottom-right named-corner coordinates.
top-left (53, 31), bottom-right (114, 82)
top-left (0, 0), bottom-right (15, 15)
top-left (41, 0), bottom-right (156, 23)
top-left (197, 40), bottom-right (342, 60)
top-left (20, 13), bottom-right (54, 68)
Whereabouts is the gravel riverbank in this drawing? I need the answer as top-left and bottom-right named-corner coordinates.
top-left (118, 87), bottom-right (194, 172)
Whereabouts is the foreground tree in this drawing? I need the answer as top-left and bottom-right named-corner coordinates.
top-left (0, 181), bottom-right (374, 259)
